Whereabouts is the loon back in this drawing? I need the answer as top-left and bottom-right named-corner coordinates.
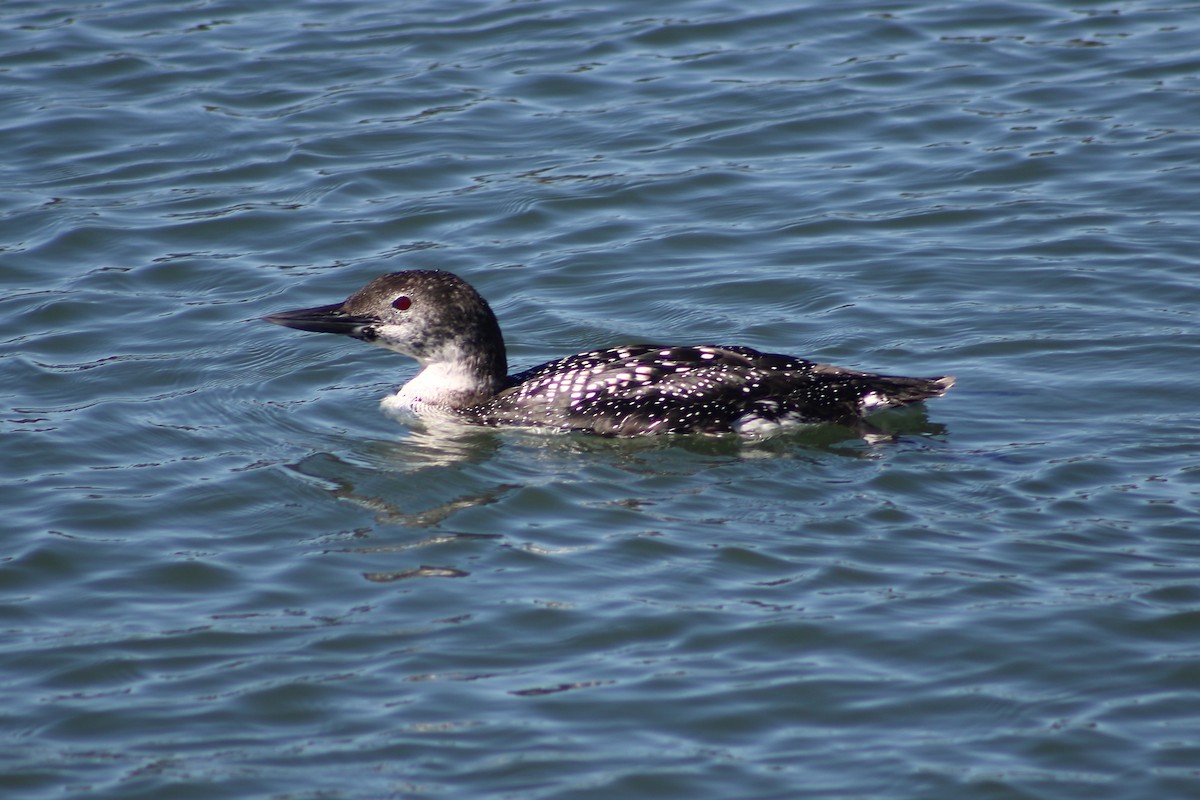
top-left (477, 344), bottom-right (953, 436)
top-left (263, 270), bottom-right (954, 437)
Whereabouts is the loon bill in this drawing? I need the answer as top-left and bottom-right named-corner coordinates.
top-left (264, 270), bottom-right (954, 437)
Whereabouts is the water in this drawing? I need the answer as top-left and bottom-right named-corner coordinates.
top-left (3, 0), bottom-right (1199, 797)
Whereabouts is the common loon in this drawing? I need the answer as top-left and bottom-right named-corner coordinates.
top-left (264, 270), bottom-right (954, 437)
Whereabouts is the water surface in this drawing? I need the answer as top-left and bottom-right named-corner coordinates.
top-left (3, 1), bottom-right (1199, 798)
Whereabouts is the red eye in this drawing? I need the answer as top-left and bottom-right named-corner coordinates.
top-left (392, 296), bottom-right (412, 311)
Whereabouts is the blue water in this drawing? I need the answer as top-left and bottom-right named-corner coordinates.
top-left (3, 1), bottom-right (1200, 798)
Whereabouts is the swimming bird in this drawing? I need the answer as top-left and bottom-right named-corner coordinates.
top-left (264, 270), bottom-right (954, 437)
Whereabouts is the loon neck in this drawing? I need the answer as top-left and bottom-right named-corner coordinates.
top-left (371, 303), bottom-right (509, 411)
top-left (392, 353), bottom-right (507, 411)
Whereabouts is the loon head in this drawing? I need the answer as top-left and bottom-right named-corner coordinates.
top-left (264, 270), bottom-right (508, 385)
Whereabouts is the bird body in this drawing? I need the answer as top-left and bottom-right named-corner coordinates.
top-left (264, 270), bottom-right (953, 437)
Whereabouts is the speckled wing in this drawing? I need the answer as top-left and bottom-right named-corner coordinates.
top-left (477, 344), bottom-right (947, 436)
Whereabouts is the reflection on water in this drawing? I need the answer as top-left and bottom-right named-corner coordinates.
top-left (283, 447), bottom-right (516, 527)
top-left (363, 565), bottom-right (471, 582)
top-left (284, 403), bottom-right (949, 528)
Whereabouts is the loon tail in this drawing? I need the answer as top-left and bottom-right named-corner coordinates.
top-left (861, 374), bottom-right (955, 411)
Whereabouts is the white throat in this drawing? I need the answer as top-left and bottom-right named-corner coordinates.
top-left (384, 360), bottom-right (498, 414)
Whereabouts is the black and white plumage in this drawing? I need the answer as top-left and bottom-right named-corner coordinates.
top-left (264, 270), bottom-right (954, 437)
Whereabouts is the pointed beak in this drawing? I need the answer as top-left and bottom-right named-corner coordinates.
top-left (262, 302), bottom-right (379, 337)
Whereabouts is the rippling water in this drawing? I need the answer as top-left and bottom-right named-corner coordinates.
top-left (3, 1), bottom-right (1200, 798)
